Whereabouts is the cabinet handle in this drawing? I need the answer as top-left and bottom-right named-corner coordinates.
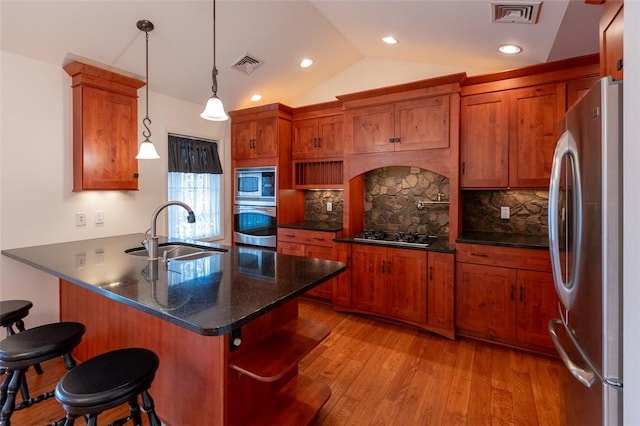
top-left (312, 237), bottom-right (326, 242)
top-left (381, 260), bottom-right (386, 273)
top-left (284, 234), bottom-right (295, 238)
top-left (510, 285), bottom-right (515, 301)
top-left (462, 161), bottom-right (466, 175)
top-left (317, 137), bottom-right (322, 148)
top-left (395, 137), bottom-right (401, 143)
top-left (388, 261), bottom-right (392, 274)
top-left (429, 266), bottom-right (433, 281)
top-left (519, 286), bottom-right (524, 302)
top-left (617, 58), bottom-right (624, 71)
top-left (388, 137), bottom-right (395, 144)
top-left (313, 137), bottom-right (318, 148)
top-left (470, 252), bottom-right (488, 257)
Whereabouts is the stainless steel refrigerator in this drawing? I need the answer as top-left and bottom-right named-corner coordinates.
top-left (548, 76), bottom-right (623, 425)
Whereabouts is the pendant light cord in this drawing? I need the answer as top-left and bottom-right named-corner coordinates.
top-left (143, 29), bottom-right (152, 140)
top-left (211, 0), bottom-right (219, 96)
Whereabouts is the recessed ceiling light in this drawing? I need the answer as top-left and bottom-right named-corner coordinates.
top-left (250, 94), bottom-right (262, 102)
top-left (498, 44), bottom-right (522, 54)
top-left (382, 36), bottom-right (398, 45)
top-left (300, 58), bottom-right (314, 68)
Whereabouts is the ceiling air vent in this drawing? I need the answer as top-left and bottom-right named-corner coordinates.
top-left (491, 2), bottom-right (542, 24)
top-left (231, 53), bottom-right (263, 75)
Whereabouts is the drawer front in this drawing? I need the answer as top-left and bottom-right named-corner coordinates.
top-left (277, 228), bottom-right (336, 247)
top-left (456, 243), bottom-right (551, 272)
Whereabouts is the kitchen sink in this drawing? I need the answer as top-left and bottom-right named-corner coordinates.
top-left (125, 243), bottom-right (227, 261)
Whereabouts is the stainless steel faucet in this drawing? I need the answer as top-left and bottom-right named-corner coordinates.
top-left (143, 201), bottom-right (196, 260)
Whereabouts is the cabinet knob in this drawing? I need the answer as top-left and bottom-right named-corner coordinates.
top-left (617, 58), bottom-right (624, 71)
top-left (510, 285), bottom-right (515, 301)
top-left (429, 266), bottom-right (433, 281)
top-left (519, 286), bottom-right (524, 302)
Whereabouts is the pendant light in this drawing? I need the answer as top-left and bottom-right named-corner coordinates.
top-left (200, 0), bottom-right (229, 121)
top-left (136, 19), bottom-right (160, 159)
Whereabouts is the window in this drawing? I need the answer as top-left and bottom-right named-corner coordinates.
top-left (167, 134), bottom-right (223, 241)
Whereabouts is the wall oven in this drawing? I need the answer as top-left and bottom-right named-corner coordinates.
top-left (233, 205), bottom-right (277, 249)
top-left (234, 166), bottom-right (276, 206)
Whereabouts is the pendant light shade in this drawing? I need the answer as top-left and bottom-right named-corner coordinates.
top-left (201, 0), bottom-right (228, 121)
top-left (201, 94), bottom-right (229, 121)
top-left (136, 140), bottom-right (160, 159)
top-left (136, 19), bottom-right (160, 160)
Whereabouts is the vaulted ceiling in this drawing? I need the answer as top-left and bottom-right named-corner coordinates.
top-left (1, 1), bottom-right (603, 111)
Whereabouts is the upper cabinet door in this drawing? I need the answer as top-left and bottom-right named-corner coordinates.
top-left (509, 83), bottom-right (565, 188)
top-left (255, 117), bottom-right (278, 158)
top-left (600, 2), bottom-right (624, 81)
top-left (232, 121), bottom-right (255, 160)
top-left (350, 104), bottom-right (395, 154)
top-left (394, 95), bottom-right (449, 151)
top-left (317, 115), bottom-right (343, 159)
top-left (64, 61), bottom-right (144, 191)
top-left (232, 117), bottom-right (278, 160)
top-left (292, 118), bottom-right (319, 160)
top-left (460, 92), bottom-right (509, 188)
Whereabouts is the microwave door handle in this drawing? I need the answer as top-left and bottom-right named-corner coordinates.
top-left (549, 130), bottom-right (583, 310)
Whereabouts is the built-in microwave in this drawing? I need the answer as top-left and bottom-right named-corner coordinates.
top-left (234, 166), bottom-right (276, 206)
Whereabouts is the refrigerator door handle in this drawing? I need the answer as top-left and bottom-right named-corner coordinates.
top-left (548, 130), bottom-right (583, 310)
top-left (548, 318), bottom-right (596, 387)
top-left (549, 318), bottom-right (623, 390)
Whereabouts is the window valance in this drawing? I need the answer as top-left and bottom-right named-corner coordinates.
top-left (168, 134), bottom-right (223, 174)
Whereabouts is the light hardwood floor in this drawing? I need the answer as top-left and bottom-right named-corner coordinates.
top-left (6, 299), bottom-right (564, 425)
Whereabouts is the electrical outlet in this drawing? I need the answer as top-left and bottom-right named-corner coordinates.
top-left (95, 249), bottom-right (105, 265)
top-left (76, 212), bottom-right (87, 226)
top-left (95, 210), bottom-right (105, 225)
top-left (76, 253), bottom-right (87, 268)
top-left (326, 202), bottom-right (333, 212)
top-left (500, 206), bottom-right (510, 219)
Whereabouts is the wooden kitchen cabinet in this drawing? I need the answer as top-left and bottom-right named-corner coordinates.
top-left (460, 92), bottom-right (509, 188)
top-left (427, 252), bottom-right (455, 334)
top-left (351, 245), bottom-right (427, 324)
top-left (509, 83), bottom-right (565, 187)
top-left (333, 242), bottom-right (352, 307)
top-left (292, 115), bottom-right (343, 160)
top-left (277, 228), bottom-right (343, 301)
top-left (232, 117), bottom-right (278, 160)
top-left (460, 83), bottom-right (564, 189)
top-left (600, 1), bottom-right (624, 81)
top-left (63, 61), bottom-right (145, 191)
top-left (348, 95), bottom-right (449, 154)
top-left (229, 103), bottom-right (294, 164)
top-left (455, 243), bottom-right (557, 353)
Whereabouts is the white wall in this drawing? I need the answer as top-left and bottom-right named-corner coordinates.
top-left (0, 51), bottom-right (231, 326)
top-left (294, 56), bottom-right (488, 106)
top-left (623, 2), bottom-right (639, 424)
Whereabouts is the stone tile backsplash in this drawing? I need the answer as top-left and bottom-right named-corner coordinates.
top-left (462, 190), bottom-right (549, 236)
top-left (364, 167), bottom-right (449, 236)
top-left (304, 190), bottom-right (344, 223)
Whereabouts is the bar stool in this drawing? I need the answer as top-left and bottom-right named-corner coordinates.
top-left (0, 300), bottom-right (44, 402)
top-left (0, 321), bottom-right (85, 426)
top-left (54, 347), bottom-right (162, 426)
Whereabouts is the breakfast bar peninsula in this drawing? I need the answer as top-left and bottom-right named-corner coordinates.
top-left (2, 233), bottom-right (346, 425)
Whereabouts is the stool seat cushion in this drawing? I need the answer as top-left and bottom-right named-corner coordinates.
top-left (0, 322), bottom-right (85, 367)
top-left (0, 300), bottom-right (33, 326)
top-left (55, 348), bottom-right (159, 408)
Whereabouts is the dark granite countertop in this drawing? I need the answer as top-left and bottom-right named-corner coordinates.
top-left (278, 221), bottom-right (343, 232)
top-left (2, 234), bottom-right (346, 336)
top-left (457, 231), bottom-right (549, 250)
top-left (334, 235), bottom-right (454, 254)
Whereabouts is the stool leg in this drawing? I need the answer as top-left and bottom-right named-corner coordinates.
top-left (0, 370), bottom-right (10, 407)
top-left (141, 390), bottom-right (161, 426)
top-left (85, 414), bottom-right (97, 426)
top-left (62, 353), bottom-right (77, 371)
top-left (17, 371), bottom-right (29, 406)
top-left (127, 397), bottom-right (143, 426)
top-left (0, 369), bottom-right (22, 426)
top-left (62, 413), bottom-right (78, 426)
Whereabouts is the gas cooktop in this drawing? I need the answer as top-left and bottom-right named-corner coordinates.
top-left (353, 231), bottom-right (438, 248)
